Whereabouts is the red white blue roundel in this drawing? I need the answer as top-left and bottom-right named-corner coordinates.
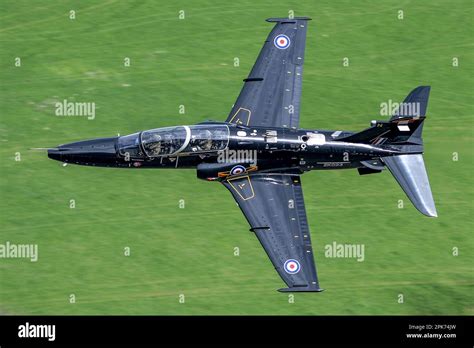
top-left (274, 34), bottom-right (290, 49)
top-left (284, 259), bottom-right (301, 274)
top-left (230, 165), bottom-right (246, 176)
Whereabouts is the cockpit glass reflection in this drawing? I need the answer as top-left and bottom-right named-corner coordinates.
top-left (141, 126), bottom-right (188, 157)
top-left (118, 124), bottom-right (229, 158)
top-left (117, 132), bottom-right (141, 157)
top-left (184, 125), bottom-right (228, 153)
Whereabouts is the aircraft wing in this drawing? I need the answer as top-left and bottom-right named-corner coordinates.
top-left (226, 17), bottom-right (311, 129)
top-left (222, 173), bottom-right (322, 292)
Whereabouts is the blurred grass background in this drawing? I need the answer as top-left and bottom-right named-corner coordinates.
top-left (0, 0), bottom-right (472, 314)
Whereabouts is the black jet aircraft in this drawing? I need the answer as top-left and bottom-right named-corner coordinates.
top-left (48, 17), bottom-right (437, 292)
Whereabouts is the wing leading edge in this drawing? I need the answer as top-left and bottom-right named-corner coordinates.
top-left (226, 17), bottom-right (311, 128)
top-left (222, 173), bottom-right (322, 292)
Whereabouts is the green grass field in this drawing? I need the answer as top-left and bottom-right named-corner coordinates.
top-left (0, 0), bottom-right (472, 315)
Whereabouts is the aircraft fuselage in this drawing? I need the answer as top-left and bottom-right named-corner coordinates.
top-left (47, 122), bottom-right (404, 178)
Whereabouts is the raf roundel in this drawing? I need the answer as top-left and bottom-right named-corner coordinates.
top-left (274, 34), bottom-right (291, 49)
top-left (230, 165), bottom-right (246, 176)
top-left (284, 259), bottom-right (301, 274)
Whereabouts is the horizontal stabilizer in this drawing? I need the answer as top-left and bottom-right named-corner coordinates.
top-left (382, 154), bottom-right (437, 217)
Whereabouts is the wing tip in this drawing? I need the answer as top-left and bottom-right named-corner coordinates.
top-left (266, 17), bottom-right (312, 23)
top-left (278, 286), bottom-right (324, 293)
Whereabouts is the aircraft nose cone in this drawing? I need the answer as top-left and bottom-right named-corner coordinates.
top-left (47, 148), bottom-right (62, 161)
top-left (47, 137), bottom-right (118, 165)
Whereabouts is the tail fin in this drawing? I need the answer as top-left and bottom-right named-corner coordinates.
top-left (340, 86), bottom-right (437, 217)
top-left (382, 87), bottom-right (436, 216)
top-left (337, 86), bottom-right (431, 146)
top-left (389, 86), bottom-right (430, 121)
top-left (389, 86), bottom-right (430, 146)
top-left (382, 154), bottom-right (437, 217)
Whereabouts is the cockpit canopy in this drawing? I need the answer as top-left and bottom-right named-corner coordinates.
top-left (142, 126), bottom-right (188, 157)
top-left (118, 124), bottom-right (229, 158)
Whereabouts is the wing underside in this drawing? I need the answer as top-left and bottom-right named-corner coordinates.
top-left (226, 17), bottom-right (311, 129)
top-left (222, 173), bottom-right (322, 292)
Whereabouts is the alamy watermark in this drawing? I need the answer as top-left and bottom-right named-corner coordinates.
top-left (217, 148), bottom-right (257, 165)
top-left (18, 322), bottom-right (55, 341)
top-left (55, 99), bottom-right (95, 120)
top-left (324, 241), bottom-right (365, 262)
top-left (380, 99), bottom-right (420, 117)
top-left (0, 241), bottom-right (38, 262)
